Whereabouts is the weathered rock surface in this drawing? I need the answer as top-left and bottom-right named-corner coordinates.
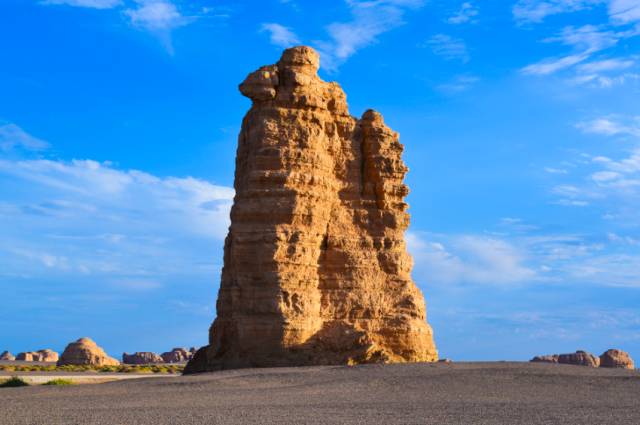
top-left (530, 351), bottom-right (600, 367)
top-left (185, 46), bottom-right (438, 373)
top-left (57, 337), bottom-right (120, 366)
top-left (161, 348), bottom-right (193, 363)
top-left (15, 349), bottom-right (58, 362)
top-left (122, 352), bottom-right (164, 365)
top-left (531, 355), bottom-right (560, 364)
top-left (1, 351), bottom-right (15, 361)
top-left (600, 349), bottom-right (634, 369)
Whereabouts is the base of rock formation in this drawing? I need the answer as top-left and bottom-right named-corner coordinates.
top-left (57, 338), bottom-right (119, 366)
top-left (0, 351), bottom-right (15, 361)
top-left (185, 46), bottom-right (438, 373)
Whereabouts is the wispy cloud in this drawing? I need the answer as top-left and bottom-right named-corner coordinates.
top-left (436, 75), bottom-right (479, 93)
top-left (260, 23), bottom-right (300, 48)
top-left (577, 116), bottom-right (640, 137)
top-left (315, 0), bottom-right (424, 70)
top-left (124, 0), bottom-right (189, 32)
top-left (0, 123), bottom-right (49, 152)
top-left (447, 2), bottom-right (479, 24)
top-left (609, 0), bottom-right (640, 24)
top-left (0, 157), bottom-right (233, 283)
top-left (521, 24), bottom-right (638, 79)
top-left (40, 0), bottom-right (122, 9)
top-left (513, 0), bottom-right (606, 24)
top-left (423, 34), bottom-right (470, 62)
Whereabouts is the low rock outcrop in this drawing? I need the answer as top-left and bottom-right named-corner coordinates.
top-left (531, 354), bottom-right (560, 364)
top-left (161, 348), bottom-right (193, 363)
top-left (558, 351), bottom-right (600, 367)
top-left (122, 352), bottom-right (164, 365)
top-left (185, 46), bottom-right (438, 373)
top-left (599, 349), bottom-right (634, 369)
top-left (15, 349), bottom-right (58, 362)
top-left (0, 351), bottom-right (15, 361)
top-left (57, 338), bottom-right (119, 366)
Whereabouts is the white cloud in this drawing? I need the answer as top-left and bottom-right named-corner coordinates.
top-left (0, 123), bottom-right (50, 152)
top-left (436, 75), bottom-right (479, 93)
top-left (522, 51), bottom-right (591, 75)
top-left (40, 0), bottom-right (121, 8)
top-left (577, 58), bottom-right (635, 72)
top-left (124, 0), bottom-right (188, 31)
top-left (260, 23), bottom-right (300, 48)
top-left (576, 116), bottom-right (640, 137)
top-left (513, 0), bottom-right (605, 24)
top-left (609, 0), bottom-right (640, 24)
top-left (0, 158), bottom-right (234, 283)
top-left (408, 232), bottom-right (536, 285)
top-left (521, 25), bottom-right (638, 78)
top-left (424, 34), bottom-right (470, 62)
top-left (315, 0), bottom-right (424, 70)
top-left (447, 2), bottom-right (479, 24)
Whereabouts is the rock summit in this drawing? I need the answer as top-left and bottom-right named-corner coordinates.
top-left (57, 337), bottom-right (120, 366)
top-left (185, 46), bottom-right (438, 373)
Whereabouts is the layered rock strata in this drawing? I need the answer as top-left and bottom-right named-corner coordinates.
top-left (57, 338), bottom-right (119, 366)
top-left (122, 352), bottom-right (164, 365)
top-left (0, 351), bottom-right (15, 361)
top-left (186, 46), bottom-right (438, 373)
top-left (531, 349), bottom-right (635, 369)
top-left (15, 349), bottom-right (58, 362)
top-left (161, 348), bottom-right (195, 363)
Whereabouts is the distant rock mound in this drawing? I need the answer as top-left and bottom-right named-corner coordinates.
top-left (531, 350), bottom-right (635, 369)
top-left (15, 349), bottom-right (58, 362)
top-left (1, 351), bottom-right (15, 361)
top-left (531, 355), bottom-right (559, 364)
top-left (57, 338), bottom-right (119, 366)
top-left (599, 349), bottom-right (634, 370)
top-left (558, 351), bottom-right (600, 367)
top-left (185, 46), bottom-right (438, 373)
top-left (161, 348), bottom-right (193, 363)
top-left (122, 352), bottom-right (164, 365)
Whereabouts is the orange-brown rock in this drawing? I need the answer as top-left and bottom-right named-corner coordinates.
top-left (15, 349), bottom-right (58, 362)
top-left (600, 349), bottom-right (634, 369)
top-left (57, 338), bottom-right (119, 366)
top-left (185, 46), bottom-right (438, 373)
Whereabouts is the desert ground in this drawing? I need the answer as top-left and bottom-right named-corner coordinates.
top-left (1, 362), bottom-right (639, 425)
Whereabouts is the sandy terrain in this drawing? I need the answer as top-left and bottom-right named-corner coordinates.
top-left (1, 362), bottom-right (639, 424)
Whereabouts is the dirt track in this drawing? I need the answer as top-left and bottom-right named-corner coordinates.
top-left (2, 362), bottom-right (639, 424)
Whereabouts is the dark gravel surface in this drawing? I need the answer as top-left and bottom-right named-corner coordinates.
top-left (1, 362), bottom-right (639, 424)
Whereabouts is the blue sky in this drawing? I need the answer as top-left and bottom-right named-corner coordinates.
top-left (1, 0), bottom-right (639, 362)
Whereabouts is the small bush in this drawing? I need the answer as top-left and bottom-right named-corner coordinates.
top-left (43, 379), bottom-right (74, 386)
top-left (0, 377), bottom-right (29, 388)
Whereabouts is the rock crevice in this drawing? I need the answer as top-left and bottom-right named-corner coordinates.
top-left (186, 46), bottom-right (438, 373)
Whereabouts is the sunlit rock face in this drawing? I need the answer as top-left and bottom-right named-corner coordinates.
top-left (185, 46), bottom-right (438, 373)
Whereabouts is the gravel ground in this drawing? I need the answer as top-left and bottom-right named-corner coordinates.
top-left (1, 362), bottom-right (639, 425)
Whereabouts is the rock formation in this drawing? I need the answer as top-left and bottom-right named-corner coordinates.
top-left (600, 349), bottom-right (634, 369)
top-left (122, 352), bottom-right (164, 365)
top-left (185, 46), bottom-right (438, 373)
top-left (57, 338), bottom-right (119, 366)
top-left (161, 348), bottom-right (193, 363)
top-left (0, 351), bottom-right (15, 361)
top-left (15, 349), bottom-right (58, 362)
top-left (531, 354), bottom-right (559, 364)
top-left (531, 350), bottom-right (605, 368)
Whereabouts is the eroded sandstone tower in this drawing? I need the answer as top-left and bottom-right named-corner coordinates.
top-left (185, 46), bottom-right (437, 373)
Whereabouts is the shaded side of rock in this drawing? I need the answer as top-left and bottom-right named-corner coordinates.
top-left (600, 349), bottom-right (634, 369)
top-left (0, 351), bottom-right (15, 361)
top-left (122, 352), bottom-right (164, 365)
top-left (161, 348), bottom-right (193, 363)
top-left (57, 337), bottom-right (120, 366)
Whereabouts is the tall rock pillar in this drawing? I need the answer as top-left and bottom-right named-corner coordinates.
top-left (185, 46), bottom-right (438, 373)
